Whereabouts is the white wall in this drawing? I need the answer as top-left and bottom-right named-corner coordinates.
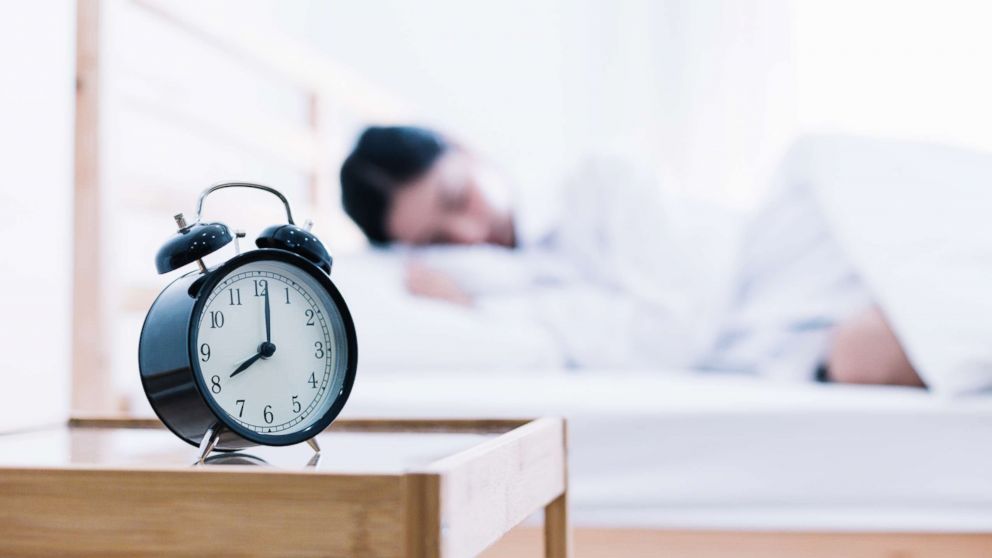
top-left (128, 1), bottom-right (992, 216)
top-left (648, 0), bottom-right (797, 206)
top-left (302, 0), bottom-right (798, 216)
top-left (794, 0), bottom-right (992, 151)
top-left (0, 1), bottom-right (76, 431)
top-left (302, 0), bottom-right (577, 220)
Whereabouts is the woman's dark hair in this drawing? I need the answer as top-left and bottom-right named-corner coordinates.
top-left (339, 126), bottom-right (447, 243)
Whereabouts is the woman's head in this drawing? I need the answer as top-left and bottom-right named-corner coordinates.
top-left (340, 126), bottom-right (514, 246)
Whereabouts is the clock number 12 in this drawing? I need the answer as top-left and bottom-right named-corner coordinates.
top-left (253, 279), bottom-right (268, 297)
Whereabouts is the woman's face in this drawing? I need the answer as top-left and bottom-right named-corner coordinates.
top-left (386, 150), bottom-right (515, 246)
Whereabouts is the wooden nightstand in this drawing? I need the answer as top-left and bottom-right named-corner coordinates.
top-left (0, 417), bottom-right (570, 557)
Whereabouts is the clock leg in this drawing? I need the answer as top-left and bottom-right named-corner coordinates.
top-left (195, 424), bottom-right (223, 465)
top-left (305, 437), bottom-right (322, 468)
top-left (307, 437), bottom-right (321, 454)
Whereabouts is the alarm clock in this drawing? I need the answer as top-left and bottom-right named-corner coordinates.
top-left (138, 182), bottom-right (357, 462)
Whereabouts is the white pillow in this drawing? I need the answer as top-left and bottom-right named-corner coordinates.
top-left (330, 250), bottom-right (566, 374)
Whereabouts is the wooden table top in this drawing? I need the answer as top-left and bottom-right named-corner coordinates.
top-left (0, 418), bottom-right (504, 473)
top-left (0, 417), bottom-right (570, 557)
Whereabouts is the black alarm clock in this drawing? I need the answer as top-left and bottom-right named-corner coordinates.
top-left (138, 183), bottom-right (357, 462)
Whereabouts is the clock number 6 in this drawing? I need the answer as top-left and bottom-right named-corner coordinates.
top-left (263, 405), bottom-right (274, 424)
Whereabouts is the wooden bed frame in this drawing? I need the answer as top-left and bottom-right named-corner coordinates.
top-left (70, 3), bottom-right (991, 557)
top-left (72, 0), bottom-right (408, 416)
top-left (483, 527), bottom-right (992, 558)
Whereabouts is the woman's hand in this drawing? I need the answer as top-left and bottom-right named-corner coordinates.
top-left (404, 261), bottom-right (474, 307)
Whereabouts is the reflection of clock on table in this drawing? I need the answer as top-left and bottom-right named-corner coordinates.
top-left (138, 183), bottom-right (358, 462)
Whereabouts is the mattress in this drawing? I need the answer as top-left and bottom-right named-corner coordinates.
top-left (341, 370), bottom-right (992, 531)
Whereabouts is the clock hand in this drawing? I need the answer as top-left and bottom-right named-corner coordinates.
top-left (230, 351), bottom-right (263, 378)
top-left (230, 286), bottom-right (275, 380)
top-left (264, 284), bottom-right (272, 344)
top-left (229, 341), bottom-right (277, 378)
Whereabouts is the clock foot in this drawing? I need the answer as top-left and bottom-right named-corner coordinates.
top-left (306, 437), bottom-right (321, 454)
top-left (195, 424), bottom-right (223, 465)
top-left (305, 437), bottom-right (321, 468)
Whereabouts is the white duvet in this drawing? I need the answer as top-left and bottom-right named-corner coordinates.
top-left (799, 136), bottom-right (992, 395)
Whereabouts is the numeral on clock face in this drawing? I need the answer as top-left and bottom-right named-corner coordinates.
top-left (209, 311), bottom-right (225, 329)
top-left (253, 279), bottom-right (268, 297)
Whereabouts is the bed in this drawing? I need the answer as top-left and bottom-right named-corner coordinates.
top-left (344, 370), bottom-right (992, 532)
top-left (316, 246), bottom-right (992, 556)
top-left (342, 371), bottom-right (992, 556)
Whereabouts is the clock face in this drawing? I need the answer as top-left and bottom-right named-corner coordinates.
top-left (193, 259), bottom-right (350, 438)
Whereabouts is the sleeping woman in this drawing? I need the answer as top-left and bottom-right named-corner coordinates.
top-left (338, 125), bottom-right (924, 388)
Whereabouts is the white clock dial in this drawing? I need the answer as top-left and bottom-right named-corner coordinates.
top-left (194, 260), bottom-right (348, 436)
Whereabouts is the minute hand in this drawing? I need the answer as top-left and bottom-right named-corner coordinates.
top-left (264, 284), bottom-right (272, 343)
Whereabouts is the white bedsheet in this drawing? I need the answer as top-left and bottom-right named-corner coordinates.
top-left (343, 371), bottom-right (992, 531)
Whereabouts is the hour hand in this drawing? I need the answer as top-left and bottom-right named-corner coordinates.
top-left (230, 351), bottom-right (263, 378)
